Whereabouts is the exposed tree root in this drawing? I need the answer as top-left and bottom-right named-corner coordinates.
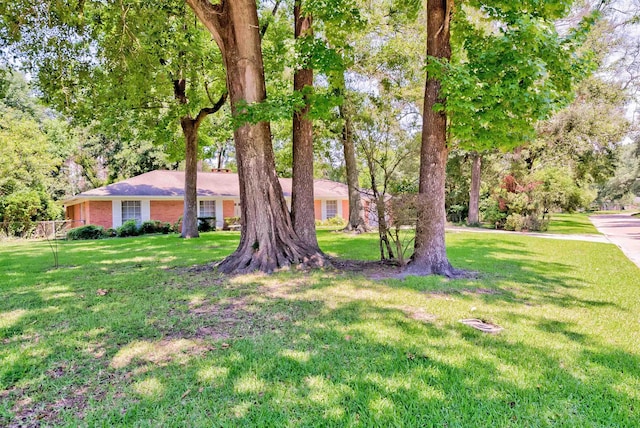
top-left (401, 259), bottom-right (476, 279)
top-left (216, 242), bottom-right (331, 274)
top-left (340, 223), bottom-right (369, 234)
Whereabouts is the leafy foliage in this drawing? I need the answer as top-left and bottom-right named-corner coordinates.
top-left (66, 225), bottom-right (107, 240)
top-left (435, 1), bottom-right (599, 152)
top-left (117, 220), bottom-right (141, 238)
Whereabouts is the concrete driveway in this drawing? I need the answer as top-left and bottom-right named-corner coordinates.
top-left (590, 213), bottom-right (640, 269)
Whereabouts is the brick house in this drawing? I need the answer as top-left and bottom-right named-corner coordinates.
top-left (62, 170), bottom-right (351, 230)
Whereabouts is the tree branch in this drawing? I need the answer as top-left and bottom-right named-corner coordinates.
top-left (185, 0), bottom-right (226, 54)
top-left (194, 91), bottom-right (228, 128)
top-left (260, 0), bottom-right (283, 39)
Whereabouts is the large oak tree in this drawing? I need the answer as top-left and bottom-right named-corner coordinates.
top-left (186, 0), bottom-right (326, 273)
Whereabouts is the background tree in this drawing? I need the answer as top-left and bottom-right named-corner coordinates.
top-left (291, 0), bottom-right (320, 250)
top-left (0, 70), bottom-right (72, 236)
top-left (406, 0), bottom-right (596, 276)
top-left (1, 0), bottom-right (229, 238)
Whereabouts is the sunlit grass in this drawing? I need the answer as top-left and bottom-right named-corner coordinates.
top-left (1, 230), bottom-right (639, 426)
top-left (547, 212), bottom-right (601, 235)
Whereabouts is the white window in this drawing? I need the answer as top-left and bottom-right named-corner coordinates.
top-left (199, 200), bottom-right (216, 217)
top-left (121, 201), bottom-right (142, 223)
top-left (326, 200), bottom-right (338, 219)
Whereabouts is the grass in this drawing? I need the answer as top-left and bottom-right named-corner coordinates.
top-left (1, 230), bottom-right (639, 426)
top-left (546, 213), bottom-right (601, 235)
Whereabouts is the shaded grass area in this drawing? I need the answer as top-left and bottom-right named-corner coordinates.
top-left (1, 231), bottom-right (639, 426)
top-left (547, 213), bottom-right (601, 235)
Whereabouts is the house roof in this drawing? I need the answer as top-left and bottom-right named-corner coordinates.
top-left (63, 170), bottom-right (349, 205)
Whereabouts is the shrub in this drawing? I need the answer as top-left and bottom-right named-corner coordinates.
top-left (224, 216), bottom-right (241, 230)
top-left (173, 216), bottom-right (183, 234)
top-left (525, 214), bottom-right (549, 232)
top-left (315, 216), bottom-right (347, 227)
top-left (140, 220), bottom-right (171, 235)
top-left (503, 214), bottom-right (550, 232)
top-left (504, 214), bottom-right (525, 231)
top-left (480, 198), bottom-right (507, 228)
top-left (198, 217), bottom-right (216, 232)
top-left (117, 220), bottom-right (140, 237)
top-left (67, 225), bottom-right (106, 240)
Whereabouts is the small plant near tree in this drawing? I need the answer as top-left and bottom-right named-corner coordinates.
top-left (386, 195), bottom-right (417, 266)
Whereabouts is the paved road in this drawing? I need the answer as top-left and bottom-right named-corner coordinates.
top-left (590, 214), bottom-right (640, 269)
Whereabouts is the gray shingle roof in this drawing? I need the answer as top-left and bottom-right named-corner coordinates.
top-left (65, 170), bottom-right (349, 203)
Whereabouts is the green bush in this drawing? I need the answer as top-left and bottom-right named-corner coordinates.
top-left (198, 217), bottom-right (216, 232)
top-left (140, 220), bottom-right (171, 235)
top-left (173, 216), bottom-right (183, 234)
top-left (480, 198), bottom-right (507, 228)
top-left (504, 213), bottom-right (549, 232)
top-left (504, 214), bottom-right (525, 232)
top-left (66, 225), bottom-right (106, 240)
top-left (315, 216), bottom-right (347, 227)
top-left (526, 214), bottom-right (549, 232)
top-left (117, 220), bottom-right (140, 237)
top-left (223, 216), bottom-right (241, 230)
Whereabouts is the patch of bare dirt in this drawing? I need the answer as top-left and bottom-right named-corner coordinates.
top-left (328, 257), bottom-right (402, 279)
top-left (8, 386), bottom-right (90, 428)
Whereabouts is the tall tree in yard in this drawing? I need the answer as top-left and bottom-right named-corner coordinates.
top-left (186, 0), bottom-right (326, 273)
top-left (291, 0), bottom-right (320, 250)
top-left (405, 0), bottom-right (456, 276)
top-left (406, 0), bottom-right (596, 276)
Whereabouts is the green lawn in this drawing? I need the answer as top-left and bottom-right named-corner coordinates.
top-left (1, 231), bottom-right (639, 426)
top-left (546, 213), bottom-right (601, 235)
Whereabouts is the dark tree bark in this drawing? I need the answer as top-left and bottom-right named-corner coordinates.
top-left (180, 117), bottom-right (200, 238)
top-left (340, 101), bottom-right (367, 233)
top-left (186, 0), bottom-right (327, 273)
top-left (291, 0), bottom-right (320, 250)
top-left (405, 0), bottom-right (459, 277)
top-left (467, 151), bottom-right (482, 225)
top-left (175, 75), bottom-right (227, 239)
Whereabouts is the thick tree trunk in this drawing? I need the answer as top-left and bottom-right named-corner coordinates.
top-left (181, 118), bottom-right (200, 238)
top-left (187, 0), bottom-right (327, 273)
top-left (467, 152), bottom-right (481, 225)
top-left (291, 1), bottom-right (320, 250)
top-left (340, 102), bottom-right (367, 233)
top-left (405, 0), bottom-right (458, 277)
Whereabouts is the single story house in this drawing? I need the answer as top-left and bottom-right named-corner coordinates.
top-left (62, 170), bottom-right (351, 230)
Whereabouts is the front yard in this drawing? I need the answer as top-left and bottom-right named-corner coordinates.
top-left (1, 229), bottom-right (638, 426)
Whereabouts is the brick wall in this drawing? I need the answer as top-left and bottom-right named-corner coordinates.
top-left (223, 200), bottom-right (235, 219)
top-left (314, 200), bottom-right (322, 220)
top-left (150, 201), bottom-right (183, 224)
top-left (66, 204), bottom-right (83, 223)
top-left (341, 200), bottom-right (349, 220)
top-left (86, 201), bottom-right (113, 229)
